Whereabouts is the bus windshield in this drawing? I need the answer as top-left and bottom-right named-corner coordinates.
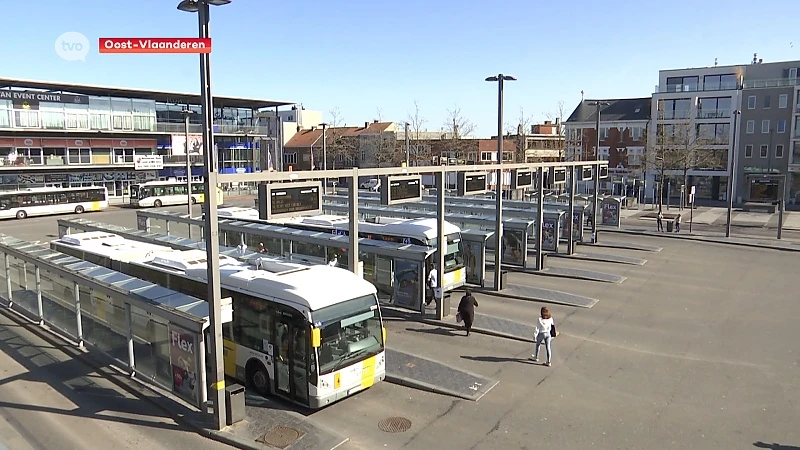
top-left (312, 295), bottom-right (383, 375)
top-left (427, 232), bottom-right (464, 271)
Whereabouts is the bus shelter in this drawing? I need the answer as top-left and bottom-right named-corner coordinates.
top-left (325, 194), bottom-right (588, 246)
top-left (460, 229), bottom-right (493, 288)
top-left (542, 211), bottom-right (565, 253)
top-left (0, 233), bottom-right (211, 410)
top-left (600, 196), bottom-right (623, 227)
top-left (132, 210), bottom-right (434, 312)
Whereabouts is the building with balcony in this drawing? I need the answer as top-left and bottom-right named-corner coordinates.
top-left (0, 78), bottom-right (292, 197)
top-left (650, 66), bottom-right (743, 203)
top-left (565, 98), bottom-right (650, 194)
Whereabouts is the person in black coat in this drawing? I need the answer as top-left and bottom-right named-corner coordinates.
top-left (457, 290), bottom-right (479, 336)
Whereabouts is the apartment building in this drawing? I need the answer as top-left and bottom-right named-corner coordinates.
top-left (564, 98), bottom-right (650, 194)
top-left (496, 120), bottom-right (565, 162)
top-left (0, 78), bottom-right (292, 196)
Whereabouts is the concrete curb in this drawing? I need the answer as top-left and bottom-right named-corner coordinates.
top-left (384, 374), bottom-right (480, 402)
top-left (599, 227), bottom-right (800, 253)
top-left (0, 305), bottom-right (261, 450)
top-left (465, 288), bottom-right (598, 309)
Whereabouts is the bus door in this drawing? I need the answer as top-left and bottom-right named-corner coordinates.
top-left (273, 311), bottom-right (309, 405)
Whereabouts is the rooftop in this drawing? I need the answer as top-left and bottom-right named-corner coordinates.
top-left (284, 121), bottom-right (395, 148)
top-left (0, 77), bottom-right (294, 110)
top-left (566, 98), bottom-right (652, 123)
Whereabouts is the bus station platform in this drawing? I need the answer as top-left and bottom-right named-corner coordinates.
top-left (548, 251), bottom-right (648, 266)
top-left (469, 281), bottom-right (599, 308)
top-left (579, 240), bottom-right (663, 253)
top-left (384, 348), bottom-right (498, 402)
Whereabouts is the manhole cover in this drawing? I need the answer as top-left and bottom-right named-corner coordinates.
top-left (378, 417), bottom-right (412, 433)
top-left (255, 425), bottom-right (304, 449)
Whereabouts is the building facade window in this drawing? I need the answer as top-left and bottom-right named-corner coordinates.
top-left (762, 120), bottom-right (770, 133)
top-left (777, 120), bottom-right (787, 133)
top-left (480, 151), bottom-right (493, 161)
top-left (779, 94), bottom-right (789, 108)
top-left (763, 95), bottom-right (771, 108)
top-left (760, 145), bottom-right (768, 158)
top-left (745, 145), bottom-right (753, 158)
top-left (658, 98), bottom-right (692, 119)
top-left (703, 74), bottom-right (737, 91)
top-left (67, 148), bottom-right (91, 164)
top-left (666, 76), bottom-right (699, 92)
top-left (696, 123), bottom-right (731, 144)
top-left (748, 96), bottom-right (757, 109)
top-left (776, 145), bottom-right (784, 158)
top-left (746, 120), bottom-right (755, 134)
top-left (283, 152), bottom-right (297, 165)
top-left (113, 148), bottom-right (135, 163)
top-left (698, 97), bottom-right (732, 118)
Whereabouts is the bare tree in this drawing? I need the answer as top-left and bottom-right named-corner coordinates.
top-left (405, 100), bottom-right (430, 166)
top-left (649, 105), bottom-right (713, 208)
top-left (509, 107), bottom-right (535, 163)
top-left (439, 106), bottom-right (475, 164)
top-left (326, 107), bottom-right (357, 169)
top-left (543, 100), bottom-right (567, 160)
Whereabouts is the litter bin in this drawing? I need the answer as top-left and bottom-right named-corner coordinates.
top-left (441, 293), bottom-right (451, 316)
top-left (499, 270), bottom-right (508, 290)
top-left (666, 221), bottom-right (673, 233)
top-left (225, 383), bottom-right (246, 426)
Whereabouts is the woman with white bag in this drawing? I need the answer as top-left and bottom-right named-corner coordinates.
top-left (531, 306), bottom-right (558, 366)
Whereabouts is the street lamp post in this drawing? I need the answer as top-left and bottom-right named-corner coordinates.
top-left (486, 74), bottom-right (516, 291)
top-left (726, 109), bottom-right (741, 238)
top-left (321, 122), bottom-right (328, 192)
top-left (177, 0), bottom-right (230, 431)
top-left (587, 101), bottom-right (609, 243)
top-left (181, 109), bottom-right (194, 216)
top-left (404, 122), bottom-right (410, 167)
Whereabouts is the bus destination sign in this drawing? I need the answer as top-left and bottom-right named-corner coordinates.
top-left (259, 181), bottom-right (323, 220)
top-left (380, 175), bottom-right (422, 206)
top-left (511, 169), bottom-right (534, 189)
top-left (457, 172), bottom-right (489, 196)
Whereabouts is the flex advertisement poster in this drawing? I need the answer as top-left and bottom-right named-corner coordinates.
top-left (168, 324), bottom-right (199, 406)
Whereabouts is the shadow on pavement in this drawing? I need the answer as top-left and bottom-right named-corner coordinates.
top-left (404, 326), bottom-right (461, 337)
top-left (753, 442), bottom-right (800, 450)
top-left (0, 310), bottom-right (192, 433)
top-left (460, 355), bottom-right (532, 364)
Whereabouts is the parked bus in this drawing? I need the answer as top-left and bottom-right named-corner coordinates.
top-left (129, 180), bottom-right (224, 208)
top-left (215, 207), bottom-right (467, 291)
top-left (0, 186), bottom-right (109, 220)
top-left (51, 231), bottom-right (386, 408)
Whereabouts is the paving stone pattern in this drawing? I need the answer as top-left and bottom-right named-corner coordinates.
top-left (539, 265), bottom-right (626, 284)
top-left (580, 240), bottom-right (663, 252)
top-left (550, 251), bottom-right (647, 266)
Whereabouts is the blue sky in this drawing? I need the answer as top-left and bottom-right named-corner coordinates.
top-left (1, 0), bottom-right (797, 136)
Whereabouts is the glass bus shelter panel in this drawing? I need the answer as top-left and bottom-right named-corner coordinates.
top-left (541, 212), bottom-right (564, 253)
top-left (461, 229), bottom-right (492, 288)
top-left (392, 259), bottom-right (423, 311)
top-left (500, 224), bottom-right (530, 269)
top-left (130, 305), bottom-right (173, 389)
top-left (8, 256), bottom-right (39, 322)
top-left (78, 284), bottom-right (130, 366)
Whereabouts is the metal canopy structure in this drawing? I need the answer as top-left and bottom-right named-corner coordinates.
top-left (132, 210), bottom-right (434, 261)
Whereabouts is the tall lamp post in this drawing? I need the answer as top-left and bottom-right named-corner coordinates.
top-left (587, 100), bottom-right (609, 243)
top-left (320, 122), bottom-right (328, 192)
top-left (404, 122), bottom-right (410, 167)
top-left (725, 109), bottom-right (741, 238)
top-left (177, 0), bottom-right (230, 431)
top-left (181, 109), bottom-right (195, 216)
top-left (486, 74), bottom-right (516, 291)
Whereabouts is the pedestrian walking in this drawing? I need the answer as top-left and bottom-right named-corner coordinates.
top-left (425, 263), bottom-right (437, 307)
top-left (656, 208), bottom-right (664, 232)
top-left (674, 214), bottom-right (682, 233)
top-left (456, 290), bottom-right (479, 336)
top-left (531, 307), bottom-right (557, 366)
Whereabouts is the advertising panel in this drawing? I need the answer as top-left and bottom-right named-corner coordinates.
top-left (601, 198), bottom-right (621, 227)
top-left (542, 217), bottom-right (559, 252)
top-left (501, 229), bottom-right (525, 266)
top-left (168, 324), bottom-right (199, 406)
top-left (462, 240), bottom-right (484, 286)
top-left (170, 133), bottom-right (204, 155)
top-left (392, 259), bottom-right (422, 311)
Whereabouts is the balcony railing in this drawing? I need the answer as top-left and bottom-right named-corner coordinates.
top-left (697, 109), bottom-right (731, 119)
top-left (655, 83), bottom-right (739, 93)
top-left (743, 77), bottom-right (800, 89)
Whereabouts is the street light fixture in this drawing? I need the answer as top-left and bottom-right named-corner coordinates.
top-left (726, 109), bottom-right (741, 238)
top-left (320, 122), bottom-right (328, 192)
top-left (404, 122), bottom-right (410, 167)
top-left (587, 100), bottom-right (610, 243)
top-left (181, 109), bottom-right (196, 216)
top-left (485, 74), bottom-right (516, 292)
top-left (178, 0), bottom-right (229, 431)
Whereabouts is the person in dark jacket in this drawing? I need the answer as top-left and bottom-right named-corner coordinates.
top-left (457, 290), bottom-right (479, 336)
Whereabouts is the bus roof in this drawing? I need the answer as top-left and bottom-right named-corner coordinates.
top-left (0, 186), bottom-right (107, 195)
top-left (218, 207), bottom-right (461, 240)
top-left (131, 180), bottom-right (203, 186)
top-left (52, 232), bottom-right (377, 312)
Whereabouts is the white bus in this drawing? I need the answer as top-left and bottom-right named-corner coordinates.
top-left (129, 180), bottom-right (224, 208)
top-left (216, 207), bottom-right (467, 291)
top-left (0, 186), bottom-right (109, 220)
top-left (51, 231), bottom-right (386, 408)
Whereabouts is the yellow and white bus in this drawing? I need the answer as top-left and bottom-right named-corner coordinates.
top-left (51, 231), bottom-right (386, 408)
top-left (129, 180), bottom-right (224, 208)
top-left (0, 186), bottom-right (108, 220)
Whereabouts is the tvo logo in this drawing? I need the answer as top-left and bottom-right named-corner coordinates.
top-left (55, 32), bottom-right (89, 62)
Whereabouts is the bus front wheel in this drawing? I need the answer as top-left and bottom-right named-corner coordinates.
top-left (74, 205), bottom-right (84, 214)
top-left (191, 197), bottom-right (197, 205)
top-left (15, 210), bottom-right (27, 220)
top-left (154, 199), bottom-right (162, 208)
top-left (246, 360), bottom-right (270, 397)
